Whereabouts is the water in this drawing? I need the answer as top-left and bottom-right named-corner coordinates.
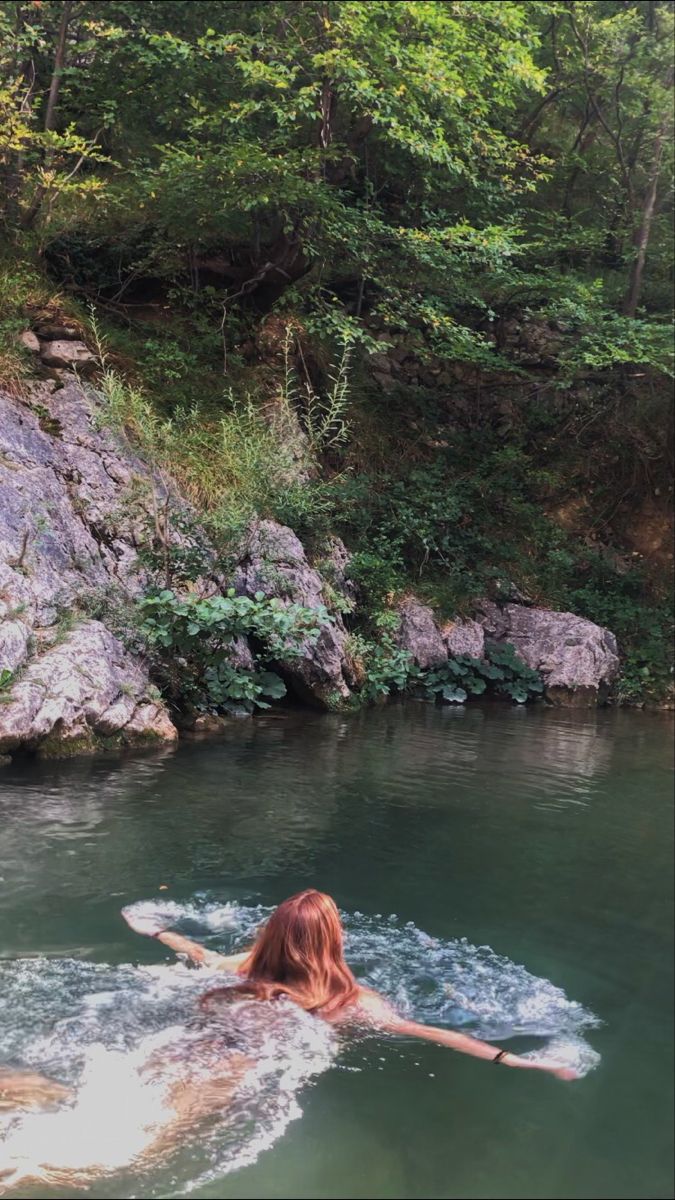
top-left (0, 703), bottom-right (672, 1199)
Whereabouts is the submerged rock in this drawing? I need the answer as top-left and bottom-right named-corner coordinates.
top-left (476, 601), bottom-right (619, 706)
top-left (234, 519), bottom-right (352, 708)
top-left (396, 599), bottom-right (447, 670)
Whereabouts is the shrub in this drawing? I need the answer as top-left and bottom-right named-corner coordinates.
top-left (419, 642), bottom-right (544, 706)
top-left (138, 588), bottom-right (331, 714)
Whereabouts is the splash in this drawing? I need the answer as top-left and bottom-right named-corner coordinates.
top-left (0, 899), bottom-right (600, 1193)
top-left (129, 896), bottom-right (601, 1046)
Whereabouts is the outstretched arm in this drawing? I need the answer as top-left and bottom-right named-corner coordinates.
top-left (355, 990), bottom-right (577, 1080)
top-left (121, 908), bottom-right (248, 971)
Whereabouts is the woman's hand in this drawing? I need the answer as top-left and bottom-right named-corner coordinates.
top-left (549, 1065), bottom-right (579, 1081)
top-left (121, 907), bottom-right (167, 937)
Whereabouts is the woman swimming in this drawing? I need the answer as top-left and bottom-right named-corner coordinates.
top-left (0, 889), bottom-right (577, 1191)
top-left (123, 889), bottom-right (578, 1080)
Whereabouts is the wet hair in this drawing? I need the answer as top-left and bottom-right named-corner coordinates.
top-left (200, 890), bottom-right (358, 1015)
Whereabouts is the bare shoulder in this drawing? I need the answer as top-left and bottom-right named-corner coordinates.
top-left (350, 987), bottom-right (399, 1026)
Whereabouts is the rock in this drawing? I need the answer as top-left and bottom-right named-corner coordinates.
top-left (39, 340), bottom-right (96, 373)
top-left (33, 322), bottom-right (82, 340)
top-left (371, 370), bottom-right (396, 391)
top-left (0, 620), bottom-right (177, 755)
top-left (317, 535), bottom-right (358, 609)
top-left (442, 617), bottom-right (485, 659)
top-left (191, 713), bottom-right (243, 734)
top-left (234, 519), bottom-right (352, 708)
top-left (0, 381), bottom-right (178, 755)
top-left (19, 330), bottom-right (40, 353)
top-left (396, 599), bottom-right (447, 669)
top-left (499, 316), bottom-right (565, 367)
top-left (476, 600), bottom-right (619, 705)
top-left (368, 352), bottom-right (392, 373)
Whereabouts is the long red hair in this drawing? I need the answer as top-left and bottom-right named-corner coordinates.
top-left (201, 890), bottom-right (358, 1015)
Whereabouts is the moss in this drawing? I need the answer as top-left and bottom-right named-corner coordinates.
top-left (30, 402), bottom-right (63, 438)
top-left (321, 688), bottom-right (358, 713)
top-left (121, 727), bottom-right (166, 746)
top-left (37, 730), bottom-right (97, 759)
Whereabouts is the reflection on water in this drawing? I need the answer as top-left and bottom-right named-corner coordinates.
top-left (0, 704), bottom-right (672, 1200)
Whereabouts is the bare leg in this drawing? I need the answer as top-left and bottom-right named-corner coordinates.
top-left (0, 1068), bottom-right (72, 1111)
top-left (137, 1051), bottom-right (252, 1165)
top-left (0, 1052), bottom-right (252, 1192)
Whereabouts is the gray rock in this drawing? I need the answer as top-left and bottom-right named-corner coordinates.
top-left (442, 617), bottom-right (485, 659)
top-left (0, 382), bottom-right (177, 754)
top-left (39, 340), bottom-right (96, 372)
top-left (396, 599), bottom-right (447, 669)
top-left (0, 620), bottom-right (177, 755)
top-left (19, 330), bottom-right (40, 353)
top-left (476, 600), bottom-right (619, 705)
top-left (234, 519), bottom-right (351, 707)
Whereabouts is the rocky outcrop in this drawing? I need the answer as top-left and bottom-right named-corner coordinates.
top-left (0, 621), bottom-right (176, 755)
top-left (396, 599), bottom-right (447, 669)
top-left (0, 372), bottom-right (624, 754)
top-left (441, 617), bottom-right (485, 659)
top-left (0, 380), bottom-right (178, 755)
top-left (476, 600), bottom-right (619, 706)
top-left (234, 519), bottom-right (352, 708)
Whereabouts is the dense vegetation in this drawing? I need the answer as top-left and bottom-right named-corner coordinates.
top-left (1, 0), bottom-right (673, 703)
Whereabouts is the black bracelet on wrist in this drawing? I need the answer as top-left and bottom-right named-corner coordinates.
top-left (493, 1049), bottom-right (508, 1063)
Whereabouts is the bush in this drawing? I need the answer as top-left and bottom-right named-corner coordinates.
top-left (419, 642), bottom-right (544, 705)
top-left (138, 588), bottom-right (331, 715)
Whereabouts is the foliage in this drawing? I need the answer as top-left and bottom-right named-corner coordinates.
top-left (93, 342), bottom-right (324, 553)
top-left (0, 1), bottom-right (672, 705)
top-left (418, 642), bottom-right (544, 706)
top-left (138, 588), bottom-right (331, 714)
top-left (346, 627), bottom-right (413, 704)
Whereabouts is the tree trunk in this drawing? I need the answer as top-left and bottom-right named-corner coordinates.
top-left (44, 0), bottom-right (73, 142)
top-left (622, 122), bottom-right (668, 317)
top-left (21, 0), bottom-right (73, 228)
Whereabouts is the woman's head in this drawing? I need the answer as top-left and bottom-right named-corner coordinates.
top-left (203, 890), bottom-right (358, 1015)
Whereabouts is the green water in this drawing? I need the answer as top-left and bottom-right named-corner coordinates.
top-left (0, 704), bottom-right (673, 1200)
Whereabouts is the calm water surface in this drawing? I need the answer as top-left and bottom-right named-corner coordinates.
top-left (0, 704), bottom-right (673, 1200)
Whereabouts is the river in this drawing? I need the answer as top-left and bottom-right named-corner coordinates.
top-left (0, 704), bottom-right (672, 1199)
